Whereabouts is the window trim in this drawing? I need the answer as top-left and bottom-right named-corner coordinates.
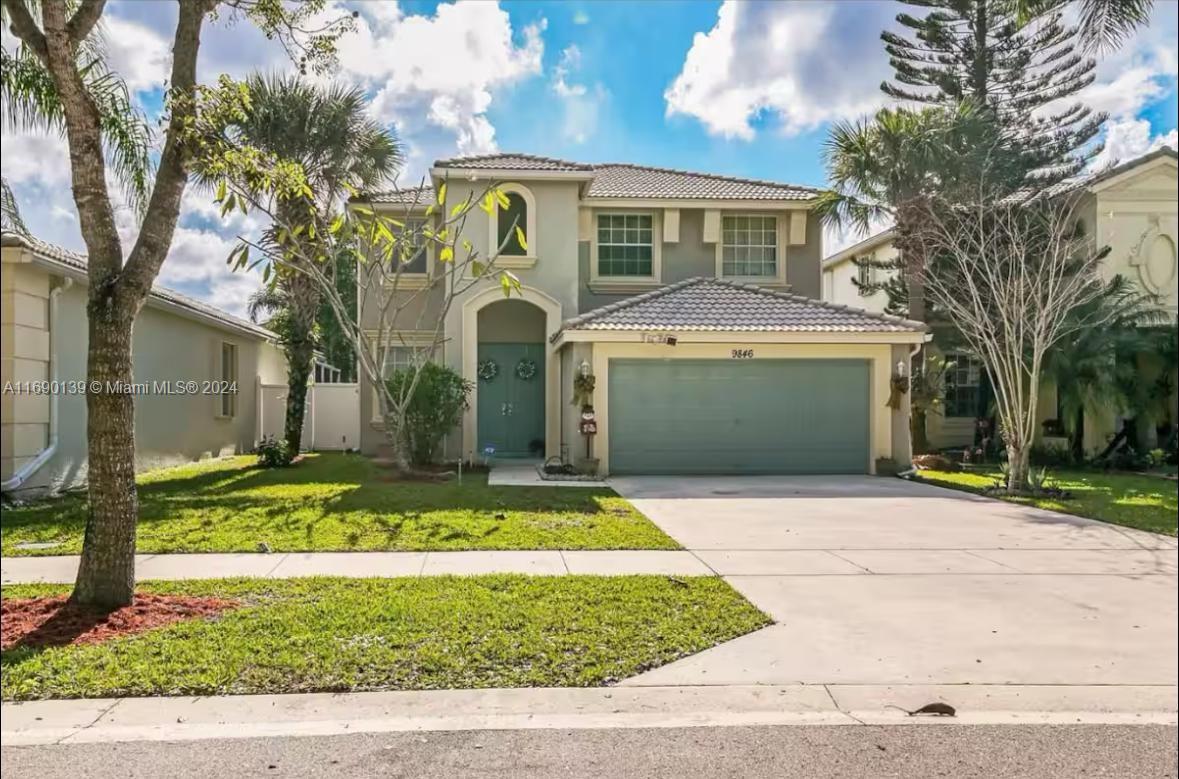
top-left (383, 216), bottom-right (434, 291)
top-left (944, 351), bottom-right (983, 419)
top-left (590, 209), bottom-right (663, 289)
top-left (714, 212), bottom-right (787, 286)
top-left (855, 255), bottom-right (876, 295)
top-left (486, 182), bottom-right (538, 269)
top-left (215, 340), bottom-right (238, 419)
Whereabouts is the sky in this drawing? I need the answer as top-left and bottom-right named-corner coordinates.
top-left (2, 0), bottom-right (1177, 318)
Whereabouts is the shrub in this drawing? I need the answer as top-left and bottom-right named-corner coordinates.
top-left (256, 435), bottom-right (293, 468)
top-left (1030, 441), bottom-right (1075, 468)
top-left (386, 362), bottom-right (472, 465)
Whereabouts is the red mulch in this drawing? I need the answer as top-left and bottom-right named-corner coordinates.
top-left (1, 594), bottom-right (238, 651)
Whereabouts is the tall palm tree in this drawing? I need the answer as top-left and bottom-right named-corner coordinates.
top-left (215, 74), bottom-right (401, 454)
top-left (817, 105), bottom-right (985, 452)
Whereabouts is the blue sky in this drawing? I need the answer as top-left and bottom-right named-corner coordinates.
top-left (2, 0), bottom-right (1176, 315)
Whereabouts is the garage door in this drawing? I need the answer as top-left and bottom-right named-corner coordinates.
top-left (608, 359), bottom-right (870, 475)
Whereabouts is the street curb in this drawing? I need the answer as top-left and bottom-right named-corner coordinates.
top-left (4, 685), bottom-right (1175, 746)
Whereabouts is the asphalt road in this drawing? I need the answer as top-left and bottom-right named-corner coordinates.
top-left (3, 725), bottom-right (1176, 778)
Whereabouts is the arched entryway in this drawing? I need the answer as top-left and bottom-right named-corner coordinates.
top-left (461, 286), bottom-right (561, 460)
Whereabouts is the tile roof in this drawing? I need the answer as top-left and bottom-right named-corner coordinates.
top-left (585, 163), bottom-right (818, 201)
top-left (427, 153), bottom-right (818, 201)
top-left (356, 184), bottom-right (437, 206)
top-left (434, 153), bottom-right (593, 172)
top-left (556, 277), bottom-right (925, 339)
top-left (1, 231), bottom-right (275, 340)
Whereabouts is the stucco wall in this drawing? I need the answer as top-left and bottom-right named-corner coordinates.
top-left (579, 209), bottom-right (823, 312)
top-left (4, 269), bottom-right (275, 494)
top-left (822, 241), bottom-right (895, 315)
top-left (1, 257), bottom-right (51, 482)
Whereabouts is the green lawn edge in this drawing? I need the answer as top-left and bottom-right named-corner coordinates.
top-left (2, 453), bottom-right (680, 556)
top-left (915, 468), bottom-right (1178, 536)
top-left (1, 575), bottom-right (770, 701)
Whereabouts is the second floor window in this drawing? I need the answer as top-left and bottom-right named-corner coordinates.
top-left (597, 213), bottom-right (654, 277)
top-left (856, 257), bottom-right (876, 291)
top-left (944, 353), bottom-right (982, 418)
top-left (722, 215), bottom-right (777, 277)
top-left (399, 219), bottom-right (429, 275)
top-left (497, 193), bottom-right (528, 256)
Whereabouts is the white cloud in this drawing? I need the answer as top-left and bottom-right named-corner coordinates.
top-left (102, 15), bottom-right (171, 93)
top-left (345, 2), bottom-right (546, 156)
top-left (823, 216), bottom-right (893, 258)
top-left (1091, 119), bottom-right (1178, 168)
top-left (665, 0), bottom-right (896, 139)
top-left (552, 45), bottom-right (605, 144)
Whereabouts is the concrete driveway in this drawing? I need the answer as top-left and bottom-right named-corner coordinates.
top-left (609, 475), bottom-right (1178, 690)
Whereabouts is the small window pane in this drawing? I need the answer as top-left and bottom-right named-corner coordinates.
top-left (597, 213), bottom-right (655, 277)
top-left (496, 193), bottom-right (528, 256)
top-left (721, 215), bottom-right (777, 277)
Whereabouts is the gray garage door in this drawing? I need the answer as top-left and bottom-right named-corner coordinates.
top-left (608, 359), bottom-right (870, 475)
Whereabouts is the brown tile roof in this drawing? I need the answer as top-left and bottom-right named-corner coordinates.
top-left (585, 163), bottom-right (818, 201)
top-left (357, 185), bottom-right (437, 206)
top-left (1, 231), bottom-right (274, 340)
top-left (556, 277), bottom-right (925, 338)
top-left (428, 153), bottom-right (818, 201)
top-left (434, 153), bottom-right (593, 172)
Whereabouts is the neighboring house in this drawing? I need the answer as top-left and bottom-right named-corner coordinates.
top-left (357, 154), bottom-right (927, 476)
top-left (822, 227), bottom-right (896, 316)
top-left (820, 147), bottom-right (1179, 454)
top-left (1, 231), bottom-right (287, 495)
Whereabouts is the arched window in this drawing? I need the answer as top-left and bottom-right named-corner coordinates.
top-left (497, 192), bottom-right (528, 256)
top-left (487, 183), bottom-right (537, 266)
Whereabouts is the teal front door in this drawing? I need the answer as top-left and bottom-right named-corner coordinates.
top-left (477, 343), bottom-right (546, 457)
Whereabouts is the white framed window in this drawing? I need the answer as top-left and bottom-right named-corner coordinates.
top-left (370, 333), bottom-right (438, 422)
top-left (856, 257), bottom-right (877, 294)
top-left (720, 214), bottom-right (778, 279)
top-left (217, 341), bottom-right (238, 418)
top-left (945, 352), bottom-right (982, 418)
top-left (398, 218), bottom-right (430, 276)
top-left (596, 213), bottom-right (655, 277)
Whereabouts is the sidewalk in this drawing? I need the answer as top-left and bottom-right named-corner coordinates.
top-left (1, 550), bottom-right (713, 584)
top-left (4, 684), bottom-right (1174, 746)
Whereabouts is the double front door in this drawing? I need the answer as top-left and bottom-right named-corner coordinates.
top-left (477, 342), bottom-right (545, 457)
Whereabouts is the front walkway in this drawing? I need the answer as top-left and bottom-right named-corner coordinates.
top-left (1, 550), bottom-right (710, 584)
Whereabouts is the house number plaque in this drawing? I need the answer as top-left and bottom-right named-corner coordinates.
top-left (731, 349), bottom-right (754, 359)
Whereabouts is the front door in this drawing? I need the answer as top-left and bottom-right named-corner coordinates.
top-left (477, 342), bottom-right (545, 457)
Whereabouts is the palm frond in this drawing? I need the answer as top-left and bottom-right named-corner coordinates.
top-left (1, 176), bottom-right (29, 234)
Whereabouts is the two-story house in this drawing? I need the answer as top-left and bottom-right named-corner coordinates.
top-left (821, 147), bottom-right (1179, 455)
top-left (358, 153), bottom-right (927, 476)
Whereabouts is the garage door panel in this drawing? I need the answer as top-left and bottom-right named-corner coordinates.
top-left (608, 359), bottom-right (869, 475)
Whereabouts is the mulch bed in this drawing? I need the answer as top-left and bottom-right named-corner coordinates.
top-left (1, 594), bottom-right (237, 651)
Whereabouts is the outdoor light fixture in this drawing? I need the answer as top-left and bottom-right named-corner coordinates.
top-left (578, 360), bottom-right (591, 377)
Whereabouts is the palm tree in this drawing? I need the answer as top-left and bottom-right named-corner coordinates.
top-left (213, 74), bottom-right (401, 455)
top-left (2, 177), bottom-right (28, 234)
top-left (1, 15), bottom-right (153, 211)
top-left (817, 105), bottom-right (984, 452)
top-left (1015, 0), bottom-right (1154, 52)
top-left (1043, 276), bottom-right (1172, 460)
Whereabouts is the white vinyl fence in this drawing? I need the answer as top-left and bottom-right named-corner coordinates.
top-left (258, 381), bottom-right (360, 451)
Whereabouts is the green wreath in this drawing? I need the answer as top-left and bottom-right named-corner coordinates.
top-left (515, 358), bottom-right (538, 381)
top-left (477, 359), bottom-right (499, 381)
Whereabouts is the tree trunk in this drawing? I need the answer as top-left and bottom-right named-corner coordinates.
top-left (381, 413), bottom-right (413, 473)
top-left (1070, 406), bottom-right (1085, 463)
top-left (71, 306), bottom-right (138, 609)
top-left (911, 407), bottom-right (931, 455)
top-left (283, 335), bottom-right (314, 454)
top-left (1006, 443), bottom-right (1030, 494)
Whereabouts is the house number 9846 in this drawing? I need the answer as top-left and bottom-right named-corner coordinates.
top-left (731, 349), bottom-right (754, 359)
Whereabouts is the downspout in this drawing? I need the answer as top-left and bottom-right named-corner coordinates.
top-left (2, 277), bottom-right (72, 492)
top-left (897, 337), bottom-right (931, 479)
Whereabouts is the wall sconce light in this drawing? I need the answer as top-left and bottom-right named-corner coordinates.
top-left (896, 360), bottom-right (906, 378)
top-left (578, 360), bottom-right (591, 377)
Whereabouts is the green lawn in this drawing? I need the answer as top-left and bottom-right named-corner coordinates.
top-left (916, 469), bottom-right (1178, 536)
top-left (1, 454), bottom-right (678, 555)
top-left (1, 575), bottom-right (769, 701)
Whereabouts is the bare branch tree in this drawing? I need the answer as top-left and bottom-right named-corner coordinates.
top-left (913, 188), bottom-right (1113, 492)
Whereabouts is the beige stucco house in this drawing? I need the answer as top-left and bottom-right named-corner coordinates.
top-left (358, 154), bottom-right (927, 476)
top-left (1, 232), bottom-right (287, 495)
top-left (821, 148), bottom-right (1179, 454)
